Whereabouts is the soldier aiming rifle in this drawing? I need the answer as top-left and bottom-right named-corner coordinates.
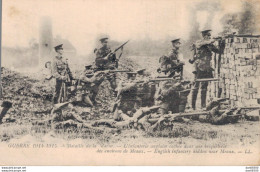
top-left (189, 30), bottom-right (225, 110)
top-left (74, 68), bottom-right (130, 107)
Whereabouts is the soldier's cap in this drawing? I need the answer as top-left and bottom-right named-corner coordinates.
top-left (100, 37), bottom-right (109, 43)
top-left (54, 44), bottom-right (63, 51)
top-left (137, 69), bottom-right (146, 75)
top-left (171, 39), bottom-right (181, 43)
top-left (201, 29), bottom-right (212, 35)
top-left (85, 65), bottom-right (92, 69)
top-left (126, 72), bottom-right (137, 77)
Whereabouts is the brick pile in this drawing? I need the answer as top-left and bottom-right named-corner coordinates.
top-left (208, 35), bottom-right (260, 106)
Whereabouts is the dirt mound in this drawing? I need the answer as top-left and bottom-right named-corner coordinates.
top-left (0, 57), bottom-right (142, 140)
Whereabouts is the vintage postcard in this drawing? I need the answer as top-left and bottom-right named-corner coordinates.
top-left (0, 0), bottom-right (260, 166)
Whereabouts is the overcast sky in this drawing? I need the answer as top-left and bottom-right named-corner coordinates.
top-left (2, 0), bottom-right (243, 55)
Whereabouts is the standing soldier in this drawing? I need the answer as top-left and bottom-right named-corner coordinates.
top-left (52, 44), bottom-right (74, 104)
top-left (191, 30), bottom-right (225, 110)
top-left (95, 37), bottom-right (119, 95)
top-left (159, 39), bottom-right (184, 78)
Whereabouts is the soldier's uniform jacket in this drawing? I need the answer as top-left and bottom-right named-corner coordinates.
top-left (194, 39), bottom-right (221, 72)
top-left (114, 80), bottom-right (142, 114)
top-left (95, 46), bottom-right (117, 69)
top-left (167, 47), bottom-right (179, 65)
top-left (80, 71), bottom-right (106, 88)
top-left (155, 81), bottom-right (181, 102)
top-left (52, 55), bottom-right (73, 81)
top-left (117, 81), bottom-right (138, 101)
top-left (159, 47), bottom-right (179, 72)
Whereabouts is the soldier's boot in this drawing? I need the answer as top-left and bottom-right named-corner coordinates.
top-left (191, 90), bottom-right (198, 110)
top-left (83, 95), bottom-right (94, 107)
top-left (113, 108), bottom-right (121, 121)
top-left (91, 93), bottom-right (98, 105)
top-left (72, 113), bottom-right (85, 123)
top-left (218, 88), bottom-right (222, 98)
top-left (201, 88), bottom-right (207, 109)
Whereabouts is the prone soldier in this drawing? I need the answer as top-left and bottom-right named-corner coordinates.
top-left (190, 30), bottom-right (225, 110)
top-left (154, 79), bottom-right (191, 115)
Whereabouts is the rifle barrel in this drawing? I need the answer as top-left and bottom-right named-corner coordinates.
top-left (114, 40), bottom-right (130, 52)
top-left (195, 78), bottom-right (219, 82)
top-left (149, 78), bottom-right (175, 82)
top-left (239, 106), bottom-right (260, 109)
top-left (109, 70), bottom-right (129, 73)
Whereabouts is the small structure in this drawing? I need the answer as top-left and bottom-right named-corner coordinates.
top-left (39, 16), bottom-right (53, 66)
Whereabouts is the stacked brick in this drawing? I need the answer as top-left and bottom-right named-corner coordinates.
top-left (208, 35), bottom-right (260, 107)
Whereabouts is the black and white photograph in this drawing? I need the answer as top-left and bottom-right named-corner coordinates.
top-left (0, 0), bottom-right (259, 166)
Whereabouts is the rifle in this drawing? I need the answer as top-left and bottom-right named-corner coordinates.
top-left (157, 62), bottom-right (184, 78)
top-left (189, 39), bottom-right (216, 64)
top-left (64, 59), bottom-right (74, 84)
top-left (189, 43), bottom-right (197, 64)
top-left (168, 63), bottom-right (184, 78)
top-left (213, 32), bottom-right (236, 41)
top-left (104, 40), bottom-right (130, 60)
top-left (136, 77), bottom-right (176, 84)
top-left (195, 78), bottom-right (219, 82)
top-left (107, 69), bottom-right (130, 73)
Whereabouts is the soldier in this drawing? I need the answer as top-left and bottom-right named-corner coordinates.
top-left (52, 44), bottom-right (74, 104)
top-left (159, 39), bottom-right (184, 78)
top-left (78, 69), bottom-right (107, 106)
top-left (95, 37), bottom-right (118, 95)
top-left (0, 101), bottom-right (12, 124)
top-left (154, 80), bottom-right (183, 115)
top-left (113, 72), bottom-right (143, 120)
top-left (136, 69), bottom-right (156, 107)
top-left (191, 30), bottom-right (225, 110)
